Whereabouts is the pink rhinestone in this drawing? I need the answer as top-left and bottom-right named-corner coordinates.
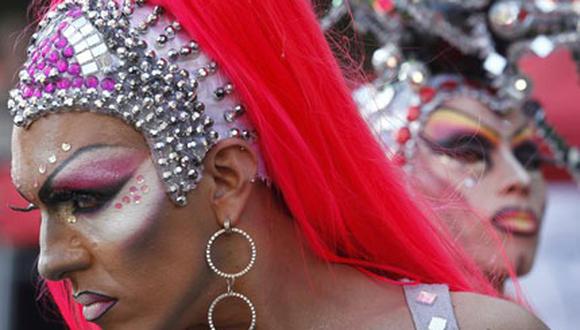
top-left (58, 21), bottom-right (69, 31)
top-left (44, 82), bottom-right (56, 94)
top-left (43, 65), bottom-right (53, 76)
top-left (122, 196), bottom-right (131, 204)
top-left (85, 76), bottom-right (99, 88)
top-left (129, 186), bottom-right (138, 195)
top-left (68, 63), bottom-right (81, 76)
top-left (68, 8), bottom-right (83, 18)
top-left (33, 88), bottom-right (42, 98)
top-left (72, 77), bottom-right (84, 88)
top-left (101, 78), bottom-right (116, 91)
top-left (47, 50), bottom-right (60, 63)
top-left (136, 175), bottom-right (145, 183)
top-left (41, 45), bottom-right (51, 56)
top-left (37, 61), bottom-right (46, 70)
top-left (141, 185), bottom-right (150, 194)
top-left (55, 37), bottom-right (68, 49)
top-left (63, 46), bottom-right (75, 58)
top-left (115, 203), bottom-right (123, 209)
top-left (50, 33), bottom-right (60, 42)
top-left (22, 86), bottom-right (34, 99)
top-left (56, 78), bottom-right (71, 90)
top-left (27, 66), bottom-right (36, 76)
top-left (56, 59), bottom-right (68, 73)
top-left (133, 195), bottom-right (142, 204)
top-left (416, 290), bottom-right (437, 305)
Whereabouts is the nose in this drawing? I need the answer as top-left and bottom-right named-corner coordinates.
top-left (37, 212), bottom-right (91, 281)
top-left (496, 146), bottom-right (532, 197)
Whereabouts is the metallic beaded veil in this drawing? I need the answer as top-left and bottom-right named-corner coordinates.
top-left (7, 0), bottom-right (267, 206)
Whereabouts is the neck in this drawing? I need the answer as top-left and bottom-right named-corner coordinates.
top-left (202, 184), bottom-right (406, 329)
top-left (487, 272), bottom-right (506, 293)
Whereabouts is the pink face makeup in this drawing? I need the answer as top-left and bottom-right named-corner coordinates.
top-left (49, 147), bottom-right (146, 192)
top-left (77, 158), bottom-right (166, 244)
top-left (113, 174), bottom-right (150, 210)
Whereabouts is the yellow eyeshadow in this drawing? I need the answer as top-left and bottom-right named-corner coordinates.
top-left (511, 126), bottom-right (535, 146)
top-left (424, 109), bottom-right (500, 144)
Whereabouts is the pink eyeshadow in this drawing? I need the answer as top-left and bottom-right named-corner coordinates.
top-left (50, 150), bottom-right (146, 191)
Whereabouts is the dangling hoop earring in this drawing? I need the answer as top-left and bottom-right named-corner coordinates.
top-left (206, 219), bottom-right (257, 330)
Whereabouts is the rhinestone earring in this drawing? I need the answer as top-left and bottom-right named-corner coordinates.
top-left (206, 219), bottom-right (257, 330)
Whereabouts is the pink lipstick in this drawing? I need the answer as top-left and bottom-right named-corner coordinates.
top-left (491, 208), bottom-right (539, 236)
top-left (74, 291), bottom-right (117, 322)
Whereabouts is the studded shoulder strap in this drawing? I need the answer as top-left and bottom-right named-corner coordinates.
top-left (403, 283), bottom-right (460, 330)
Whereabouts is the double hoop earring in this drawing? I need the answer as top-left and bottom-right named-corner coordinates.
top-left (206, 219), bottom-right (257, 330)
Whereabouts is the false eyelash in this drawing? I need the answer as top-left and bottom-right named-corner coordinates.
top-left (9, 203), bottom-right (39, 212)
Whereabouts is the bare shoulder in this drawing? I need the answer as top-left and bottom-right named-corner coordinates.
top-left (450, 292), bottom-right (549, 330)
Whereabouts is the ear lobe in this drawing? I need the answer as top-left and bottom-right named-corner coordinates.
top-left (204, 139), bottom-right (258, 227)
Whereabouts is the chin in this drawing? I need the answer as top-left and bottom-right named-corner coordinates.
top-left (514, 253), bottom-right (535, 277)
top-left (507, 245), bottom-right (537, 277)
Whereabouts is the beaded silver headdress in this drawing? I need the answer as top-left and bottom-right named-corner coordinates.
top-left (7, 0), bottom-right (267, 206)
top-left (322, 0), bottom-right (580, 181)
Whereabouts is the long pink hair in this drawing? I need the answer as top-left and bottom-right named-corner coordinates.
top-left (35, 0), bottom-right (502, 328)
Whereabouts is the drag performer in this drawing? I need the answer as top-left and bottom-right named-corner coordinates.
top-left (8, 0), bottom-right (548, 328)
top-left (323, 0), bottom-right (580, 290)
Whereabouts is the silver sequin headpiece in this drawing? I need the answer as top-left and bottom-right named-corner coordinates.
top-left (322, 0), bottom-right (580, 182)
top-left (7, 0), bottom-right (267, 205)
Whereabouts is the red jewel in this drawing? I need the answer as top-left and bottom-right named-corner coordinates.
top-left (392, 153), bottom-right (406, 166)
top-left (396, 127), bottom-right (411, 144)
top-left (419, 87), bottom-right (436, 103)
top-left (440, 80), bottom-right (458, 91)
top-left (518, 9), bottom-right (528, 21)
top-left (407, 106), bottom-right (421, 121)
top-left (374, 0), bottom-right (395, 13)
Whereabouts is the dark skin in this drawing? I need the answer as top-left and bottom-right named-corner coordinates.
top-left (11, 111), bottom-right (547, 329)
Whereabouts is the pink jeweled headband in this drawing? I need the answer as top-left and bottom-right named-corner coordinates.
top-left (7, 0), bottom-right (267, 206)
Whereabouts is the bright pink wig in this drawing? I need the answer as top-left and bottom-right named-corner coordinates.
top-left (34, 0), bottom-right (501, 328)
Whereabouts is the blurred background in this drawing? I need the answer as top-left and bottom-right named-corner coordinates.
top-left (0, 1), bottom-right (579, 330)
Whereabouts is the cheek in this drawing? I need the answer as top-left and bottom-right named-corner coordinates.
top-left (79, 161), bottom-right (166, 249)
top-left (411, 144), bottom-right (484, 199)
top-left (529, 172), bottom-right (547, 213)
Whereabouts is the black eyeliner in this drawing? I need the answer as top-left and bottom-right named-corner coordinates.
top-left (9, 203), bottom-right (39, 213)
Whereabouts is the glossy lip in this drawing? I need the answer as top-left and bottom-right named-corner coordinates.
top-left (491, 207), bottom-right (539, 237)
top-left (73, 291), bottom-right (118, 322)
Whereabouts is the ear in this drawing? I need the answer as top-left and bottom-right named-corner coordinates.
top-left (203, 138), bottom-right (258, 228)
